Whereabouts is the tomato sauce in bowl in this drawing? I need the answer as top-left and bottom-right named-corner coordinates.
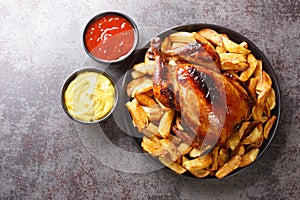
top-left (83, 12), bottom-right (138, 63)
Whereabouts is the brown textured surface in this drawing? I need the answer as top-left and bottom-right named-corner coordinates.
top-left (0, 0), bottom-right (299, 199)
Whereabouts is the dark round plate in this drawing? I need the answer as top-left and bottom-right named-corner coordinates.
top-left (121, 24), bottom-right (281, 179)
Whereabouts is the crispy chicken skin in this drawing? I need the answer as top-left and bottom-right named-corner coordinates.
top-left (149, 37), bottom-right (252, 148)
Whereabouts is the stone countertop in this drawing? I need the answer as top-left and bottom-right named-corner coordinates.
top-left (0, 0), bottom-right (299, 199)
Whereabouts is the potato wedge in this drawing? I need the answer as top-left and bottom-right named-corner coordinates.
top-left (142, 136), bottom-right (167, 156)
top-left (239, 148), bottom-right (259, 167)
top-left (160, 139), bottom-right (180, 161)
top-left (133, 62), bottom-right (155, 75)
top-left (183, 153), bottom-right (212, 170)
top-left (242, 123), bottom-right (263, 145)
top-left (125, 100), bottom-right (149, 132)
top-left (135, 93), bottom-right (157, 107)
top-left (211, 146), bottom-right (220, 171)
top-left (219, 53), bottom-right (247, 63)
top-left (231, 144), bottom-right (245, 157)
top-left (178, 143), bottom-right (193, 155)
top-left (189, 168), bottom-right (210, 178)
top-left (221, 61), bottom-right (249, 71)
top-left (239, 54), bottom-right (258, 82)
top-left (159, 155), bottom-right (187, 174)
top-left (221, 36), bottom-right (251, 54)
top-left (216, 155), bottom-right (242, 179)
top-left (126, 76), bottom-right (149, 97)
top-left (131, 78), bottom-right (153, 97)
top-left (263, 115), bottom-right (277, 139)
top-left (197, 28), bottom-right (223, 46)
top-left (218, 148), bottom-right (229, 168)
top-left (158, 110), bottom-right (175, 138)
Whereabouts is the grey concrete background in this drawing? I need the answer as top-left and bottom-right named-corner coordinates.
top-left (0, 0), bottom-right (299, 199)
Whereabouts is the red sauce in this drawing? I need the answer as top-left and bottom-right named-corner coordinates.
top-left (84, 14), bottom-right (135, 61)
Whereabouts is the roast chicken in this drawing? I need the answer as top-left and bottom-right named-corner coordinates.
top-left (147, 37), bottom-right (253, 149)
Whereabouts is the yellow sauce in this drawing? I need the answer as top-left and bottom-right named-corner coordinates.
top-left (64, 71), bottom-right (115, 122)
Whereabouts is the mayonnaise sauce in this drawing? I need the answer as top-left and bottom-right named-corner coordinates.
top-left (64, 71), bottom-right (115, 122)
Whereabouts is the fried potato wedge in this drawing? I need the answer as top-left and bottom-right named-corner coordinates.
top-left (221, 36), bottom-right (251, 54)
top-left (216, 155), bottom-right (242, 179)
top-left (239, 54), bottom-right (258, 82)
top-left (183, 154), bottom-right (212, 171)
top-left (263, 115), bottom-right (277, 139)
top-left (133, 62), bottom-right (155, 75)
top-left (169, 31), bottom-right (196, 43)
top-left (131, 78), bottom-right (153, 97)
top-left (211, 146), bottom-right (220, 171)
top-left (142, 136), bottom-right (167, 156)
top-left (126, 76), bottom-right (149, 97)
top-left (160, 139), bottom-right (180, 161)
top-left (221, 61), bottom-right (249, 71)
top-left (178, 142), bottom-right (193, 155)
top-left (231, 144), bottom-right (245, 157)
top-left (159, 155), bottom-right (187, 174)
top-left (135, 93), bottom-right (157, 107)
top-left (218, 148), bottom-right (229, 168)
top-left (239, 148), bottom-right (259, 167)
top-left (158, 110), bottom-right (175, 138)
top-left (142, 122), bottom-right (160, 138)
top-left (242, 123), bottom-right (263, 145)
top-left (219, 53), bottom-right (247, 63)
top-left (125, 100), bottom-right (148, 132)
top-left (197, 28), bottom-right (223, 46)
top-left (189, 169), bottom-right (210, 178)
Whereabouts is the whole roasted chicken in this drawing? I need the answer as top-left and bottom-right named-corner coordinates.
top-left (147, 36), bottom-right (253, 149)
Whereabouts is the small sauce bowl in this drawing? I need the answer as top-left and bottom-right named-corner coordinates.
top-left (83, 11), bottom-right (139, 63)
top-left (61, 68), bottom-right (119, 124)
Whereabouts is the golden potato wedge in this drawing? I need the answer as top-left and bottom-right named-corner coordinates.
top-left (131, 70), bottom-right (145, 79)
top-left (141, 136), bottom-right (167, 156)
top-left (239, 54), bottom-right (258, 82)
top-left (131, 78), bottom-right (153, 97)
top-left (242, 123), bottom-right (263, 145)
top-left (216, 45), bottom-right (227, 54)
top-left (133, 62), bottom-right (155, 75)
top-left (224, 131), bottom-right (241, 151)
top-left (158, 110), bottom-right (175, 138)
top-left (219, 53), bottom-right (247, 63)
top-left (221, 36), bottom-right (251, 54)
top-left (142, 122), bottom-right (160, 138)
top-left (135, 93), bottom-right (157, 107)
top-left (126, 76), bottom-right (149, 97)
top-left (221, 61), bottom-right (249, 71)
top-left (218, 148), bottom-right (230, 168)
top-left (211, 146), bottom-right (220, 171)
top-left (215, 155), bottom-right (242, 179)
top-left (257, 87), bottom-right (271, 107)
top-left (183, 153), bottom-right (212, 170)
top-left (263, 115), bottom-right (277, 139)
top-left (197, 28), bottom-right (223, 46)
top-left (252, 105), bottom-right (264, 122)
top-left (142, 105), bottom-right (164, 124)
top-left (239, 148), bottom-right (259, 167)
top-left (169, 31), bottom-right (196, 43)
top-left (239, 41), bottom-right (248, 49)
top-left (238, 121), bottom-right (251, 139)
top-left (267, 88), bottom-right (276, 110)
top-left (189, 145), bottom-right (212, 158)
top-left (231, 144), bottom-right (245, 157)
top-left (160, 139), bottom-right (180, 161)
top-left (248, 77), bottom-right (259, 100)
top-left (189, 168), bottom-right (210, 178)
top-left (159, 155), bottom-right (187, 174)
top-left (178, 142), bottom-right (193, 155)
top-left (125, 100), bottom-right (149, 132)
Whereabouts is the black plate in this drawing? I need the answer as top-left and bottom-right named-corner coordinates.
top-left (121, 24), bottom-right (281, 179)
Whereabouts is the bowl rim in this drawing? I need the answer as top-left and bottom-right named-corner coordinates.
top-left (121, 23), bottom-right (282, 179)
top-left (61, 67), bottom-right (119, 124)
top-left (82, 11), bottom-right (139, 63)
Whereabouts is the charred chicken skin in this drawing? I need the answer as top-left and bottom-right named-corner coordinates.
top-left (149, 37), bottom-right (252, 149)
